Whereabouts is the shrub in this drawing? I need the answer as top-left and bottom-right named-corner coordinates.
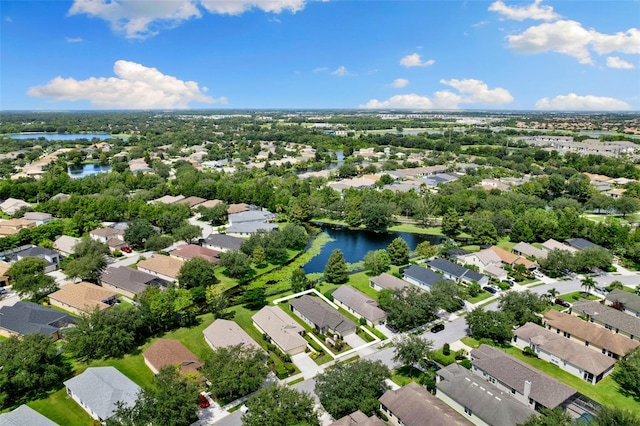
top-left (460, 359), bottom-right (472, 369)
top-left (442, 343), bottom-right (450, 356)
top-left (455, 349), bottom-right (467, 360)
top-left (359, 317), bottom-right (367, 326)
top-left (275, 364), bottom-right (289, 379)
top-left (522, 346), bottom-right (538, 358)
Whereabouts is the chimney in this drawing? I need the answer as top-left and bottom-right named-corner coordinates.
top-left (524, 380), bottom-right (532, 401)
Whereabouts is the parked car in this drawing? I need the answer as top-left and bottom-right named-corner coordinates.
top-left (385, 323), bottom-right (399, 333)
top-left (421, 358), bottom-right (441, 371)
top-left (199, 393), bottom-right (211, 409)
top-left (483, 285), bottom-right (500, 294)
top-left (533, 270), bottom-right (544, 278)
top-left (0, 288), bottom-right (7, 295)
top-left (430, 323), bottom-right (445, 333)
top-left (501, 279), bottom-right (515, 287)
top-left (121, 246), bottom-right (132, 253)
top-left (595, 286), bottom-right (608, 296)
top-left (555, 298), bottom-right (571, 308)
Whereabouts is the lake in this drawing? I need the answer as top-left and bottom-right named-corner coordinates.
top-left (303, 224), bottom-right (444, 273)
top-left (68, 163), bottom-right (112, 178)
top-left (6, 133), bottom-right (126, 141)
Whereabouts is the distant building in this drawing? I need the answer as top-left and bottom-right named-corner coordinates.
top-left (100, 266), bottom-right (168, 299)
top-left (137, 254), bottom-right (184, 282)
top-left (427, 257), bottom-right (488, 286)
top-left (53, 235), bottom-right (81, 257)
top-left (21, 211), bottom-right (53, 226)
top-left (203, 234), bottom-right (244, 252)
top-left (0, 198), bottom-right (30, 215)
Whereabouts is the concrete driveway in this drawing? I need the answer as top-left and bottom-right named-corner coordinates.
top-left (292, 352), bottom-right (325, 379)
top-left (343, 333), bottom-right (366, 349)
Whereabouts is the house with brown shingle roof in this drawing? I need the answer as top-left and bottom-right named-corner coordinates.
top-left (329, 411), bottom-right (386, 426)
top-left (512, 242), bottom-right (547, 260)
top-left (227, 203), bottom-right (250, 214)
top-left (0, 218), bottom-right (35, 236)
top-left (196, 199), bottom-right (224, 210)
top-left (332, 286), bottom-right (386, 326)
top-left (571, 300), bottom-right (640, 343)
top-left (176, 196), bottom-right (207, 208)
top-left (543, 310), bottom-right (639, 359)
top-left (137, 254), bottom-right (184, 282)
top-left (203, 319), bottom-right (261, 351)
top-left (143, 338), bottom-right (203, 375)
top-left (252, 306), bottom-right (307, 355)
top-left (379, 382), bottom-right (469, 426)
top-left (48, 282), bottom-right (118, 315)
top-left (369, 273), bottom-right (410, 292)
top-left (514, 322), bottom-right (615, 384)
top-left (169, 244), bottom-right (220, 264)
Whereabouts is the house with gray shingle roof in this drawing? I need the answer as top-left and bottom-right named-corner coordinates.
top-left (0, 405), bottom-right (59, 426)
top-left (64, 367), bottom-right (141, 423)
top-left (514, 322), bottom-right (615, 384)
top-left (289, 295), bottom-right (356, 337)
top-left (329, 410), bottom-right (386, 426)
top-left (605, 289), bottom-right (640, 318)
top-left (512, 242), bottom-right (547, 260)
top-left (402, 264), bottom-right (444, 291)
top-left (332, 286), bottom-right (386, 326)
top-left (572, 300), bottom-right (640, 342)
top-left (379, 382), bottom-right (469, 426)
top-left (203, 234), bottom-right (244, 252)
top-left (470, 344), bottom-right (576, 410)
top-left (100, 266), bottom-right (168, 299)
top-left (436, 364), bottom-right (536, 426)
top-left (427, 257), bottom-right (488, 286)
top-left (0, 301), bottom-right (75, 341)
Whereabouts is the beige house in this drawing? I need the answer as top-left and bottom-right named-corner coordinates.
top-left (203, 319), bottom-right (261, 351)
top-left (332, 285), bottom-right (386, 326)
top-left (0, 218), bottom-right (35, 236)
top-left (143, 339), bottom-right (203, 375)
top-left (48, 282), bottom-right (117, 315)
top-left (137, 255), bottom-right (184, 282)
top-left (252, 306), bottom-right (307, 355)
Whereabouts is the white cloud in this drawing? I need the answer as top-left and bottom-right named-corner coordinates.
top-left (606, 56), bottom-right (635, 69)
top-left (331, 66), bottom-right (348, 76)
top-left (4, 16), bottom-right (13, 23)
top-left (65, 37), bottom-right (84, 43)
top-left (391, 78), bottom-right (409, 88)
top-left (27, 60), bottom-right (223, 109)
top-left (400, 53), bottom-right (435, 67)
top-left (488, 0), bottom-right (559, 21)
top-left (68, 0), bottom-right (305, 39)
top-left (360, 78), bottom-right (512, 109)
top-left (507, 20), bottom-right (640, 64)
top-left (312, 67), bottom-right (328, 73)
top-left (535, 93), bottom-right (632, 110)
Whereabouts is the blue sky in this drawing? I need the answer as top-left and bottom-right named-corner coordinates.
top-left (1, 0), bottom-right (639, 111)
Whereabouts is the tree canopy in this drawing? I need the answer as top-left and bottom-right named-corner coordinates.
top-left (177, 257), bottom-right (219, 289)
top-left (7, 257), bottom-right (56, 302)
top-left (242, 385), bottom-right (319, 426)
top-left (324, 249), bottom-right (349, 284)
top-left (465, 307), bottom-right (514, 343)
top-left (387, 237), bottom-right (410, 265)
top-left (378, 287), bottom-right (436, 331)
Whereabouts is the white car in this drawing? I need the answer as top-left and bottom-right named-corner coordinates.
top-left (533, 270), bottom-right (544, 278)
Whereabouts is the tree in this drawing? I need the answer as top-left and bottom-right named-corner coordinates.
top-left (517, 407), bottom-right (572, 426)
top-left (288, 195), bottom-right (314, 224)
top-left (441, 208), bottom-right (461, 238)
top-left (612, 348), bottom-right (640, 398)
top-left (173, 223), bottom-right (202, 244)
top-left (177, 257), bottom-right (219, 289)
top-left (144, 234), bottom-right (174, 251)
top-left (198, 203), bottom-right (228, 226)
top-left (581, 276), bottom-right (596, 296)
top-left (416, 241), bottom-right (437, 258)
top-left (315, 360), bottom-right (389, 419)
top-left (593, 405), bottom-right (640, 426)
top-left (252, 245), bottom-right (266, 266)
top-left (324, 249), bottom-right (349, 284)
top-left (378, 287), bottom-right (437, 331)
top-left (545, 288), bottom-right (559, 303)
top-left (219, 250), bottom-right (253, 278)
top-left (0, 334), bottom-right (72, 408)
top-left (615, 196), bottom-right (640, 218)
top-left (124, 219), bottom-right (158, 248)
top-left (63, 254), bottom-right (108, 283)
top-left (498, 290), bottom-right (547, 326)
top-left (360, 198), bottom-right (395, 232)
top-left (290, 267), bottom-right (311, 293)
top-left (393, 334), bottom-right (434, 377)
top-left (243, 287), bottom-right (267, 310)
top-left (205, 285), bottom-right (228, 318)
top-left (7, 257), bottom-right (57, 302)
top-left (465, 308), bottom-right (514, 343)
top-left (430, 280), bottom-right (463, 313)
top-left (574, 247), bottom-right (613, 272)
top-left (363, 249), bottom-right (391, 275)
top-left (106, 365), bottom-right (199, 426)
top-left (74, 237), bottom-right (110, 257)
top-left (201, 345), bottom-right (269, 403)
top-left (387, 237), bottom-right (410, 266)
top-left (242, 385), bottom-right (319, 426)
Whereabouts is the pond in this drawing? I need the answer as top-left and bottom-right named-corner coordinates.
top-left (67, 163), bottom-right (112, 178)
top-left (6, 133), bottom-right (126, 141)
top-left (303, 224), bottom-right (444, 273)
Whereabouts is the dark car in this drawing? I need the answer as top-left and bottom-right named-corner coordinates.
top-left (483, 286), bottom-right (498, 294)
top-left (555, 298), bottom-right (571, 308)
top-left (430, 323), bottom-right (445, 333)
top-left (501, 279), bottom-right (515, 287)
top-left (385, 323), bottom-right (399, 333)
top-left (422, 358), bottom-right (441, 371)
top-left (121, 246), bottom-right (132, 253)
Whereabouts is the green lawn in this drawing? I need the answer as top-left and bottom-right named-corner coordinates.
top-left (467, 291), bottom-right (493, 304)
top-left (28, 388), bottom-right (94, 426)
top-left (81, 354), bottom-right (156, 390)
top-left (345, 271), bottom-right (380, 300)
top-left (154, 313), bottom-right (217, 362)
top-left (560, 291), bottom-right (600, 303)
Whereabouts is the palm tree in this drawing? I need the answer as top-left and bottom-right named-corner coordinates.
top-left (581, 276), bottom-right (596, 296)
top-left (546, 288), bottom-right (559, 303)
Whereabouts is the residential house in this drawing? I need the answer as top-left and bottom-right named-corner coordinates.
top-left (488, 246), bottom-right (536, 270)
top-left (203, 234), bottom-right (244, 252)
top-left (565, 238), bottom-right (600, 251)
top-left (332, 285), bottom-right (387, 326)
top-left (329, 411), bottom-right (385, 426)
top-left (427, 257), bottom-right (488, 286)
top-left (379, 382), bottom-right (469, 426)
top-left (14, 245), bottom-right (60, 271)
top-left (21, 212), bottom-right (52, 226)
top-left (543, 310), bottom-right (639, 359)
top-left (470, 344), bottom-right (576, 410)
top-left (100, 266), bottom-right (168, 299)
top-left (402, 264), bottom-right (444, 291)
top-left (513, 322), bottom-right (615, 384)
top-left (48, 282), bottom-right (118, 315)
top-left (227, 203), bottom-right (250, 214)
top-left (605, 289), bottom-right (640, 318)
top-left (541, 239), bottom-right (577, 254)
top-left (169, 244), bottom-right (220, 264)
top-left (0, 198), bottom-right (30, 215)
top-left (572, 300), bottom-right (640, 342)
top-left (203, 319), bottom-right (261, 351)
top-left (226, 221), bottom-right (278, 237)
top-left (0, 405), bottom-right (59, 426)
top-left (137, 254), bottom-right (184, 282)
top-left (196, 199), bottom-right (224, 210)
top-left (64, 367), bottom-right (141, 423)
top-left (369, 273), bottom-right (410, 292)
top-left (0, 301), bottom-right (75, 341)
top-left (143, 339), bottom-right (203, 375)
top-left (89, 227), bottom-right (125, 244)
top-left (148, 195), bottom-right (185, 205)
top-left (228, 210), bottom-right (276, 225)
top-left (175, 196), bottom-right (207, 208)
top-left (53, 235), bottom-right (81, 257)
top-left (289, 295), bottom-right (356, 337)
top-left (252, 306), bottom-right (307, 355)
top-left (0, 219), bottom-right (35, 236)
top-left (436, 364), bottom-right (535, 426)
top-left (0, 261), bottom-right (10, 287)
top-left (512, 242), bottom-right (547, 260)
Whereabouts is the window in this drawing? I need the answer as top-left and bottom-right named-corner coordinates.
top-left (489, 377), bottom-right (496, 384)
top-left (585, 341), bottom-right (589, 347)
top-left (464, 407), bottom-right (473, 416)
top-left (605, 324), bottom-right (612, 330)
top-left (529, 398), bottom-right (534, 405)
top-left (511, 388), bottom-right (516, 394)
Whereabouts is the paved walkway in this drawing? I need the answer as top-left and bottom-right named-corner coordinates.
top-left (292, 352), bottom-right (325, 379)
